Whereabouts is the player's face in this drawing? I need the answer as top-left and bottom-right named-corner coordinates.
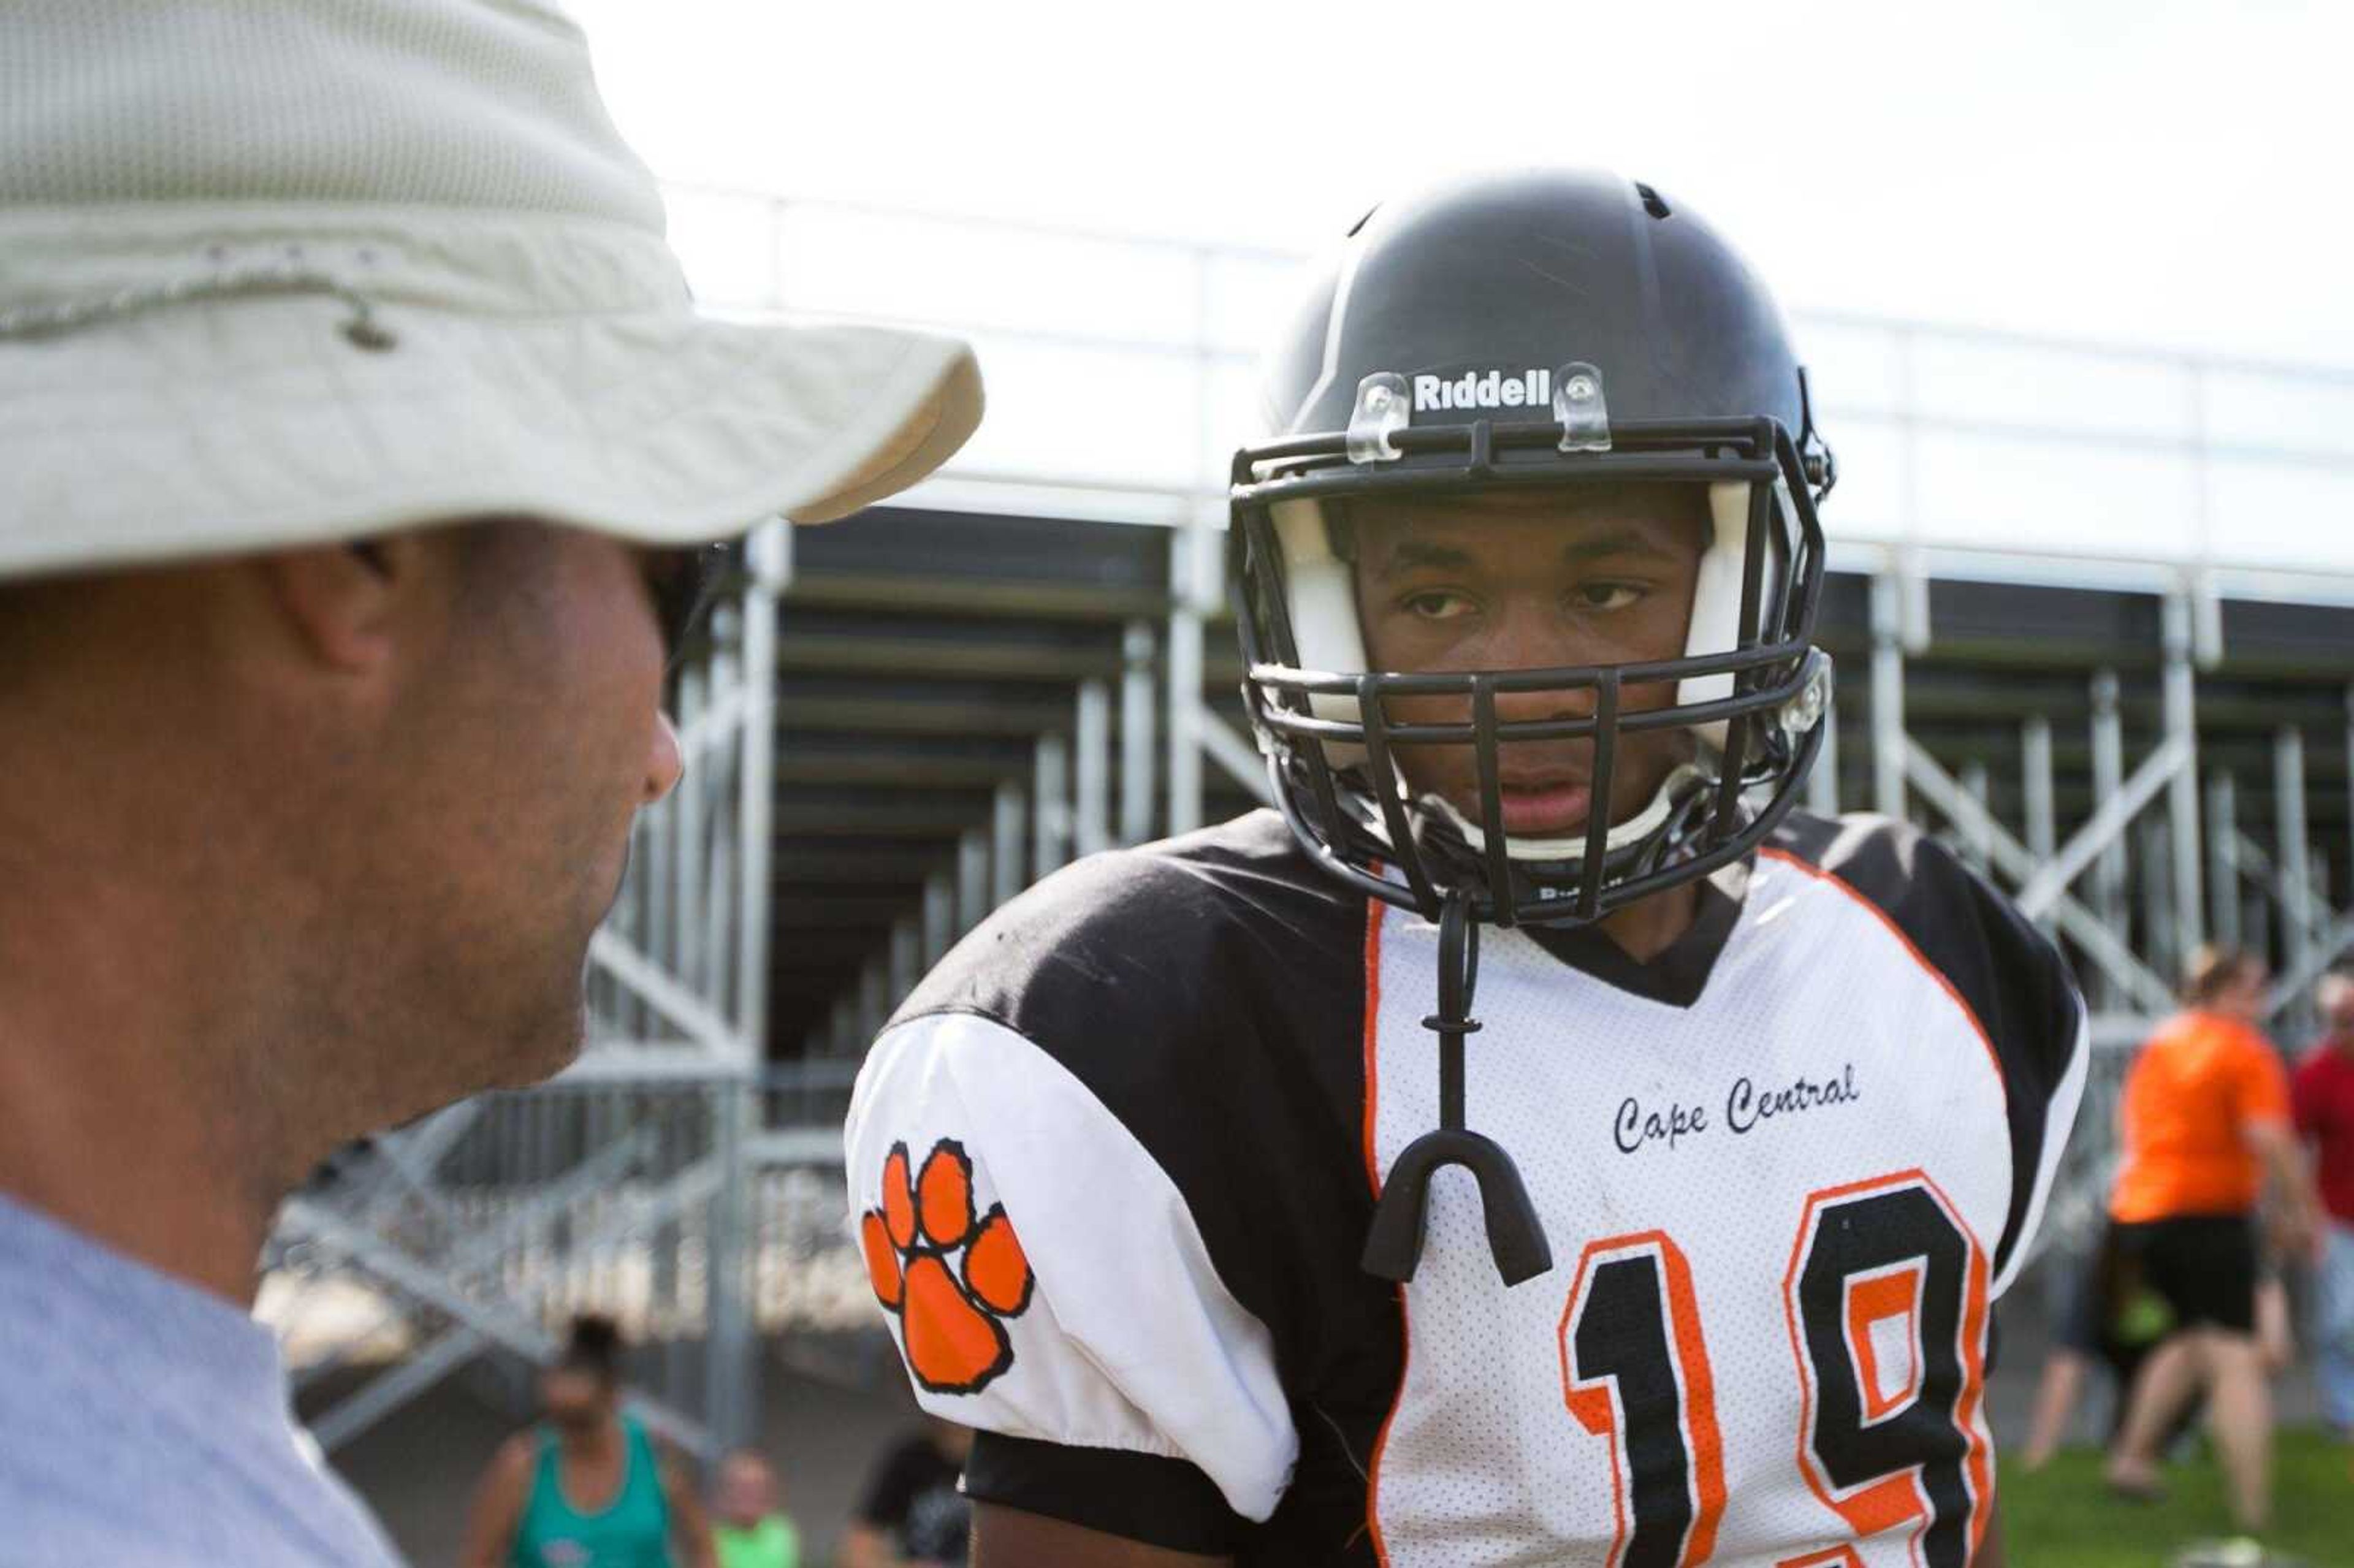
top-left (1350, 484), bottom-right (1707, 839)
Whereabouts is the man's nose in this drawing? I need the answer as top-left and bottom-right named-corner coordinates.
top-left (644, 712), bottom-right (684, 805)
top-left (1484, 604), bottom-right (1600, 726)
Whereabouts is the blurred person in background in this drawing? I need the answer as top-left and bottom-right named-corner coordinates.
top-left (712, 1448), bottom-right (801, 1568)
top-left (837, 1418), bottom-right (970, 1568)
top-left (2019, 1220), bottom-right (2184, 1470)
top-left (2101, 946), bottom-right (2321, 1536)
top-left (458, 1314), bottom-right (716, 1568)
top-left (0, 2), bottom-right (975, 1564)
top-left (2292, 969), bottom-right (2354, 1439)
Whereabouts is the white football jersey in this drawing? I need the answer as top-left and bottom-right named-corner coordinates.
top-left (844, 809), bottom-right (2086, 1566)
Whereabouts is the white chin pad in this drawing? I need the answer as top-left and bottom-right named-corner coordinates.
top-left (1271, 498), bottom-right (1369, 767)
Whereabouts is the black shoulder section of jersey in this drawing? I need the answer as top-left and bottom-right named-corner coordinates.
top-left (1768, 810), bottom-right (2085, 1281)
top-left (886, 807), bottom-right (1386, 1376)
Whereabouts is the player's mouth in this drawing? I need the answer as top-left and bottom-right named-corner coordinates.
top-left (1493, 777), bottom-right (1593, 837)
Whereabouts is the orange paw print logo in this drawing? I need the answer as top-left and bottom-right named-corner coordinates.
top-left (861, 1139), bottom-right (1034, 1395)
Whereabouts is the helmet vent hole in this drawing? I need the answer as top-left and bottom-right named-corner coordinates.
top-left (1634, 183), bottom-right (1672, 219)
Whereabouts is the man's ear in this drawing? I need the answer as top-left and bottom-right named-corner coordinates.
top-left (257, 536), bottom-right (422, 672)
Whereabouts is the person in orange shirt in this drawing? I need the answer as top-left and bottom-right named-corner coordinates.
top-left (2101, 946), bottom-right (2321, 1532)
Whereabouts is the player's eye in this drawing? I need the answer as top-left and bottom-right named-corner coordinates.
top-left (1400, 590), bottom-right (1477, 621)
top-left (1569, 581), bottom-right (1645, 612)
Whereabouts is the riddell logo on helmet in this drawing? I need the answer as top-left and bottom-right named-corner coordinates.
top-left (1412, 368), bottom-right (1552, 414)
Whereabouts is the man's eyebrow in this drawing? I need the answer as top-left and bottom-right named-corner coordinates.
top-left (1376, 525), bottom-right (1686, 578)
top-left (1561, 527), bottom-right (1685, 563)
top-left (1374, 538), bottom-right (1473, 578)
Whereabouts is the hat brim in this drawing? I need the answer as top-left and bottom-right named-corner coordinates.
top-left (0, 294), bottom-right (983, 578)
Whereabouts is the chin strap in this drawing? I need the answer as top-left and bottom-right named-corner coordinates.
top-left (1360, 892), bottom-right (1554, 1287)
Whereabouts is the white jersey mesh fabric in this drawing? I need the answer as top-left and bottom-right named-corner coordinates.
top-left (1363, 849), bottom-right (2037, 1567)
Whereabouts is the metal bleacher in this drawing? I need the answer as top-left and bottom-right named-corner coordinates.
top-left (772, 515), bottom-right (2354, 1059)
top-left (768, 507), bottom-right (1255, 1054)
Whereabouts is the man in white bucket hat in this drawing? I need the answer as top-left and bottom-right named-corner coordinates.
top-left (0, 2), bottom-right (981, 1562)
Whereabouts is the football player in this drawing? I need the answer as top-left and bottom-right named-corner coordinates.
top-left (845, 170), bottom-right (2087, 1567)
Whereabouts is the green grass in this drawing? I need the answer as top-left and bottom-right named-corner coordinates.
top-left (2003, 1426), bottom-right (2352, 1565)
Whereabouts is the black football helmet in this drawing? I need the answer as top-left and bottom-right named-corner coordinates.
top-left (1231, 169), bottom-right (1835, 932)
top-left (1230, 170), bottom-right (1838, 1287)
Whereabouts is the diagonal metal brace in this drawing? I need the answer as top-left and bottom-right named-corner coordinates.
top-left (1903, 739), bottom-right (2174, 1012)
top-left (2016, 731), bottom-right (2193, 919)
top-left (280, 1195), bottom-right (714, 1458)
top-left (589, 930), bottom-right (746, 1058)
top-left (290, 1127), bottom-right (653, 1395)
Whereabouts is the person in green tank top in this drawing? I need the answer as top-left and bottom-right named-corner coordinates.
top-left (459, 1315), bottom-right (718, 1568)
top-left (710, 1450), bottom-right (800, 1568)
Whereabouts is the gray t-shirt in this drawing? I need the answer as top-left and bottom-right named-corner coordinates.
top-left (0, 1194), bottom-right (405, 1566)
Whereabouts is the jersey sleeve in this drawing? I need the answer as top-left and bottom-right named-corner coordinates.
top-left (843, 1009), bottom-right (1298, 1552)
top-left (1921, 838), bottom-right (2090, 1290)
top-left (1930, 839), bottom-right (2090, 1300)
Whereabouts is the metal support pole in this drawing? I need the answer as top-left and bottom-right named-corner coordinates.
top-left (1959, 761), bottom-right (1993, 875)
top-left (992, 781), bottom-right (1026, 908)
top-left (888, 919), bottom-right (920, 1010)
top-left (2279, 725), bottom-right (2313, 989)
top-left (1870, 571), bottom-right (1906, 820)
top-left (1032, 734), bottom-right (1072, 880)
top-left (2022, 715), bottom-right (2055, 931)
top-left (956, 829), bottom-right (989, 935)
top-left (1167, 521), bottom-right (1209, 839)
top-left (2162, 595), bottom-right (2205, 963)
top-left (2208, 772), bottom-right (2241, 950)
top-left (921, 875), bottom-right (954, 968)
top-left (736, 523), bottom-right (785, 1068)
top-left (703, 761), bottom-right (737, 1025)
top-left (676, 663), bottom-right (708, 997)
top-left (1807, 697), bottom-right (1840, 818)
top-left (2090, 669), bottom-right (2127, 1007)
top-left (2140, 812), bottom-right (2175, 984)
top-left (1075, 680), bottom-right (1111, 858)
top-left (856, 958), bottom-right (888, 1046)
top-left (1121, 620), bottom-right (1158, 846)
top-left (704, 1075), bottom-right (754, 1455)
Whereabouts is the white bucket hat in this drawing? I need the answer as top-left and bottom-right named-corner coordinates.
top-left (0, 0), bottom-right (985, 581)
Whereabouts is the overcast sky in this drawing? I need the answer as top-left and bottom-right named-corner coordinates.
top-left (569, 0), bottom-right (2350, 369)
top-left (559, 1), bottom-right (2354, 576)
